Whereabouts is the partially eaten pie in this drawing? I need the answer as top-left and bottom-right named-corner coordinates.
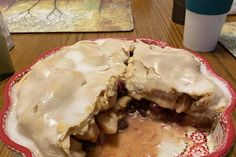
top-left (7, 39), bottom-right (228, 157)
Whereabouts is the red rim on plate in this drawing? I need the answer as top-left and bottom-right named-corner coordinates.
top-left (0, 38), bottom-right (235, 157)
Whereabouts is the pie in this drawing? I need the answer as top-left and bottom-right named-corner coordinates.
top-left (7, 39), bottom-right (228, 157)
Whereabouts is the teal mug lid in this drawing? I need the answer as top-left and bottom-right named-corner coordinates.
top-left (186, 0), bottom-right (234, 15)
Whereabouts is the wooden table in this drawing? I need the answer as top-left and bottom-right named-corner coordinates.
top-left (0, 0), bottom-right (235, 156)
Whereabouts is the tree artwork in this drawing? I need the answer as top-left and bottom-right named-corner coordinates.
top-left (0, 0), bottom-right (133, 32)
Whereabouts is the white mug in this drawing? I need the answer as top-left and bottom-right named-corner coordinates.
top-left (183, 9), bottom-right (227, 52)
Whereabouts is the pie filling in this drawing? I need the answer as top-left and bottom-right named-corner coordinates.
top-left (81, 113), bottom-right (187, 157)
top-left (69, 81), bottom-right (213, 156)
top-left (7, 39), bottom-right (229, 157)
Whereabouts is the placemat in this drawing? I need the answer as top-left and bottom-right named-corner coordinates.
top-left (0, 0), bottom-right (133, 33)
top-left (219, 22), bottom-right (236, 58)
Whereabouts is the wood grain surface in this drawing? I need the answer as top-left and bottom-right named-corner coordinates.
top-left (0, 0), bottom-right (235, 156)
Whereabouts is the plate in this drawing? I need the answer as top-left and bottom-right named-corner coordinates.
top-left (0, 38), bottom-right (235, 157)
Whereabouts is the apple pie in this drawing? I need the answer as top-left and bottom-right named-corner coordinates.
top-left (7, 39), bottom-right (228, 157)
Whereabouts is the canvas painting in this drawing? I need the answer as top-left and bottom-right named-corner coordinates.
top-left (0, 0), bottom-right (133, 32)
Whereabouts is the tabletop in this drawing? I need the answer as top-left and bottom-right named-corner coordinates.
top-left (0, 0), bottom-right (236, 156)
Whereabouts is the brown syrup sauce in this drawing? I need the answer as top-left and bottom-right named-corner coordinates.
top-left (87, 113), bottom-right (186, 157)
